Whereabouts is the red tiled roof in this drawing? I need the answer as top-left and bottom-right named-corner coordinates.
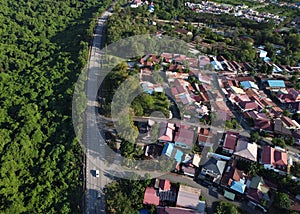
top-left (168, 64), bottom-right (177, 71)
top-left (159, 179), bottom-right (171, 191)
top-left (158, 123), bottom-right (175, 142)
top-left (143, 187), bottom-right (160, 205)
top-left (222, 167), bottom-right (245, 187)
top-left (151, 54), bottom-right (160, 63)
top-left (261, 146), bottom-right (288, 167)
top-left (260, 98), bottom-right (275, 107)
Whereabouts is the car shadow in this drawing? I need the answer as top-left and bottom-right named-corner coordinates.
top-left (90, 169), bottom-right (96, 177)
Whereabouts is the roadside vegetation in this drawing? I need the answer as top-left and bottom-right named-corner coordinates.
top-left (215, 200), bottom-right (241, 214)
top-left (105, 174), bottom-right (152, 214)
top-left (0, 0), bottom-right (112, 212)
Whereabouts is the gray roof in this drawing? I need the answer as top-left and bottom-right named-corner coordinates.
top-left (202, 157), bottom-right (226, 175)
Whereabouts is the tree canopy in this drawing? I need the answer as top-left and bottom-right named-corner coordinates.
top-left (0, 0), bottom-right (112, 212)
top-left (105, 174), bottom-right (151, 214)
top-left (215, 201), bottom-right (241, 214)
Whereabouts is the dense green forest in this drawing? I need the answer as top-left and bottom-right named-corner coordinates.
top-left (0, 0), bottom-right (112, 213)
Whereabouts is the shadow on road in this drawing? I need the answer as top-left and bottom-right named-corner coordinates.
top-left (208, 187), bottom-right (219, 198)
top-left (90, 169), bottom-right (96, 177)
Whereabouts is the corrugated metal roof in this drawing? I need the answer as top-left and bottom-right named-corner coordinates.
top-left (224, 190), bottom-right (235, 200)
top-left (267, 80), bottom-right (285, 88)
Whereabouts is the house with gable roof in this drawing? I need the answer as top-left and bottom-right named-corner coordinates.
top-left (221, 160), bottom-right (247, 195)
top-left (161, 142), bottom-right (183, 163)
top-left (158, 123), bottom-right (176, 144)
top-left (174, 126), bottom-right (195, 149)
top-left (222, 131), bottom-right (239, 154)
top-left (246, 176), bottom-right (271, 204)
top-left (198, 128), bottom-right (212, 147)
top-left (176, 185), bottom-right (201, 211)
top-left (233, 138), bottom-right (258, 162)
top-left (238, 100), bottom-right (259, 112)
top-left (240, 81), bottom-right (259, 90)
top-left (266, 80), bottom-right (285, 90)
top-left (254, 118), bottom-right (274, 134)
top-left (199, 157), bottom-right (227, 184)
top-left (260, 145), bottom-right (288, 173)
top-left (281, 116), bottom-right (300, 129)
top-left (143, 187), bottom-right (160, 206)
top-left (274, 118), bottom-right (292, 137)
top-left (277, 88), bottom-right (300, 104)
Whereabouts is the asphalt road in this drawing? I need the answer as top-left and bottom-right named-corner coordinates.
top-left (85, 8), bottom-right (113, 214)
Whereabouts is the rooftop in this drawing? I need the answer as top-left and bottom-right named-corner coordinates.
top-left (202, 157), bottom-right (227, 176)
top-left (223, 131), bottom-right (239, 151)
top-left (267, 80), bottom-right (285, 88)
top-left (176, 185), bottom-right (201, 210)
top-left (174, 128), bottom-right (195, 146)
top-left (143, 187), bottom-right (160, 205)
top-left (261, 145), bottom-right (288, 167)
top-left (234, 139), bottom-right (258, 162)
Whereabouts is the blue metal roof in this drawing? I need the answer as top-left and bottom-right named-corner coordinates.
top-left (230, 181), bottom-right (246, 194)
top-left (140, 209), bottom-right (149, 214)
top-left (263, 57), bottom-right (271, 62)
top-left (240, 81), bottom-right (258, 90)
top-left (162, 143), bottom-right (174, 157)
top-left (267, 80), bottom-right (285, 88)
top-left (175, 150), bottom-right (183, 162)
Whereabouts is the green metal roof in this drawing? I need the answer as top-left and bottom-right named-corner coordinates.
top-left (224, 190), bottom-right (235, 201)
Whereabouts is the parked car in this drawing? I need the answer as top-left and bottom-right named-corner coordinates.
top-left (95, 169), bottom-right (100, 177)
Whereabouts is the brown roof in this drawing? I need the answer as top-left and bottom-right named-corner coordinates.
top-left (223, 131), bottom-right (238, 151)
top-left (281, 116), bottom-right (296, 128)
top-left (254, 119), bottom-right (273, 131)
top-left (198, 128), bottom-right (211, 144)
top-left (177, 86), bottom-right (186, 94)
top-left (236, 76), bottom-right (255, 82)
top-left (171, 87), bottom-right (179, 96)
top-left (174, 128), bottom-right (195, 146)
top-left (239, 101), bottom-right (258, 111)
top-left (176, 185), bottom-right (200, 210)
top-left (274, 119), bottom-right (292, 136)
top-left (245, 88), bottom-right (260, 98)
